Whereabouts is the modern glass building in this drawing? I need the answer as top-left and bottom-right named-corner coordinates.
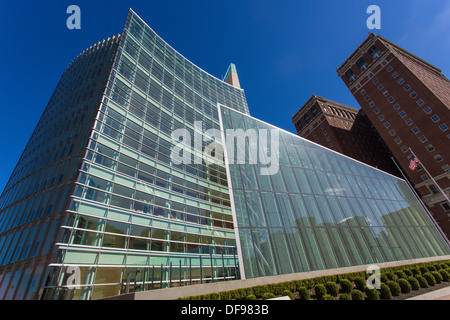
top-left (0, 9), bottom-right (449, 300)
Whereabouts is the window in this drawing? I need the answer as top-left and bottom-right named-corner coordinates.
top-left (378, 115), bottom-right (385, 121)
top-left (388, 97), bottom-right (395, 103)
top-left (434, 154), bottom-right (443, 162)
top-left (442, 164), bottom-right (450, 173)
top-left (419, 135), bottom-right (427, 143)
top-left (357, 58), bottom-right (368, 71)
top-left (323, 130), bottom-right (327, 136)
top-left (431, 115), bottom-right (440, 123)
top-left (296, 119), bottom-right (303, 130)
top-left (365, 95), bottom-right (370, 101)
top-left (399, 111), bottom-right (407, 118)
top-left (329, 142), bottom-right (333, 148)
top-left (383, 90), bottom-right (389, 96)
top-left (387, 66), bottom-right (393, 72)
top-left (410, 91), bottom-right (417, 98)
top-left (390, 129), bottom-right (396, 136)
top-left (378, 84), bottom-right (384, 90)
top-left (426, 144), bottom-right (435, 152)
top-left (403, 85), bottom-right (411, 91)
top-left (423, 107), bottom-right (432, 114)
top-left (406, 119), bottom-right (413, 126)
top-left (304, 113), bottom-right (310, 124)
top-left (369, 101), bottom-right (375, 107)
top-left (361, 89), bottom-right (366, 95)
top-left (429, 184), bottom-right (440, 195)
top-left (440, 123), bottom-right (448, 132)
top-left (384, 122), bottom-right (390, 128)
top-left (398, 78), bottom-right (405, 84)
top-left (369, 72), bottom-right (374, 78)
top-left (416, 99), bottom-right (425, 106)
top-left (369, 45), bottom-right (381, 58)
top-left (382, 60), bottom-right (388, 66)
top-left (401, 145), bottom-right (408, 153)
top-left (392, 72), bottom-right (398, 78)
top-left (412, 126), bottom-right (420, 134)
top-left (441, 203), bottom-right (450, 212)
top-left (421, 174), bottom-right (430, 182)
top-left (393, 103), bottom-right (400, 110)
top-left (394, 137), bottom-right (402, 143)
top-left (374, 108), bottom-right (380, 114)
top-left (311, 105), bottom-right (318, 117)
top-left (373, 78), bottom-right (379, 84)
top-left (345, 69), bottom-right (356, 82)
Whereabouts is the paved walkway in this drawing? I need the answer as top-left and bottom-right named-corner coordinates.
top-left (407, 286), bottom-right (450, 300)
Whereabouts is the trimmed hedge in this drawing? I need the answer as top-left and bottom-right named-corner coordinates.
top-left (339, 279), bottom-right (353, 294)
top-left (298, 286), bottom-right (310, 300)
top-left (314, 284), bottom-right (327, 300)
top-left (407, 276), bottom-right (420, 291)
top-left (439, 269), bottom-right (450, 282)
top-left (364, 287), bottom-right (380, 300)
top-left (353, 277), bottom-right (366, 292)
top-left (387, 281), bottom-right (401, 296)
top-left (380, 283), bottom-right (392, 300)
top-left (398, 279), bottom-right (412, 294)
top-left (325, 282), bottom-right (339, 297)
top-left (322, 294), bottom-right (335, 300)
top-left (423, 272), bottom-right (436, 286)
top-left (282, 290), bottom-right (294, 300)
top-left (351, 289), bottom-right (365, 300)
top-left (178, 259), bottom-right (450, 300)
top-left (339, 293), bottom-right (351, 300)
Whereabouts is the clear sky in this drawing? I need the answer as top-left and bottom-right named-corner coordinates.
top-left (0, 0), bottom-right (449, 193)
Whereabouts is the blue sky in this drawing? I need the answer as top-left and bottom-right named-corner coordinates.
top-left (0, 0), bottom-right (449, 192)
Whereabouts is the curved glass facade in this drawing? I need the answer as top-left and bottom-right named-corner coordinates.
top-left (219, 105), bottom-right (450, 279)
top-left (44, 10), bottom-right (248, 300)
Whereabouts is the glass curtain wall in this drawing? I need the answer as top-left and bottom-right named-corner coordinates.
top-left (44, 9), bottom-right (249, 300)
top-left (219, 105), bottom-right (450, 279)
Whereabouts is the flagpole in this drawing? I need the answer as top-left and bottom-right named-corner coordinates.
top-left (409, 148), bottom-right (450, 204)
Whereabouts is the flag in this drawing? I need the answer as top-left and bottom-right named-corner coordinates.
top-left (409, 155), bottom-right (419, 170)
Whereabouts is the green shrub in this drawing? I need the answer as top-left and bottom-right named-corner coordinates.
top-left (246, 294), bottom-right (257, 300)
top-left (262, 292), bottom-right (275, 300)
top-left (403, 269), bottom-right (413, 277)
top-left (298, 286), bottom-right (310, 300)
top-left (440, 263), bottom-right (449, 270)
top-left (380, 273), bottom-right (389, 284)
top-left (407, 276), bottom-right (420, 291)
top-left (325, 282), bottom-right (339, 297)
top-left (419, 266), bottom-right (429, 275)
top-left (322, 294), bottom-right (335, 300)
top-left (410, 267), bottom-right (421, 276)
top-left (427, 265), bottom-right (437, 272)
top-left (314, 284), bottom-right (327, 300)
top-left (423, 272), bottom-right (436, 286)
top-left (433, 263), bottom-right (441, 270)
top-left (252, 285), bottom-right (267, 298)
top-left (339, 279), bottom-right (353, 294)
top-left (353, 277), bottom-right (366, 291)
top-left (364, 287), bottom-right (380, 300)
top-left (398, 279), bottom-right (411, 294)
top-left (415, 275), bottom-right (429, 289)
top-left (339, 293), bottom-right (351, 300)
top-left (380, 283), bottom-right (392, 300)
top-left (351, 289), bottom-right (365, 301)
top-left (282, 290), bottom-right (294, 300)
top-left (387, 281), bottom-right (401, 296)
top-left (431, 271), bottom-right (443, 284)
top-left (395, 270), bottom-right (408, 280)
top-left (384, 271), bottom-right (395, 281)
top-left (439, 269), bottom-right (450, 282)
